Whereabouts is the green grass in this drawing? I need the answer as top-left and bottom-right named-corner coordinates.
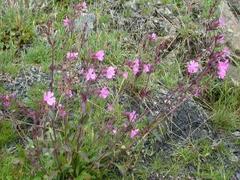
top-left (142, 138), bottom-right (238, 179)
top-left (0, 146), bottom-right (31, 179)
top-left (208, 81), bottom-right (240, 132)
top-left (0, 121), bottom-right (17, 148)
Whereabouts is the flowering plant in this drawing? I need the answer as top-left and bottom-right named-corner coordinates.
top-left (0, 1), bottom-right (231, 179)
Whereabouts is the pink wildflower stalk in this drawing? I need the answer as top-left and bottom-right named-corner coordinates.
top-left (187, 60), bottom-right (200, 74)
top-left (43, 91), bottom-right (56, 106)
top-left (127, 59), bottom-right (142, 76)
top-left (105, 66), bottom-right (116, 79)
top-left (132, 59), bottom-right (141, 75)
top-left (92, 50), bottom-right (105, 61)
top-left (85, 68), bottom-right (97, 81)
top-left (130, 129), bottom-right (139, 138)
top-left (125, 111), bottom-right (138, 123)
top-left (217, 60), bottom-right (229, 79)
top-left (75, 2), bottom-right (87, 11)
top-left (143, 64), bottom-right (153, 74)
top-left (209, 17), bottom-right (225, 29)
top-left (99, 87), bottom-right (110, 99)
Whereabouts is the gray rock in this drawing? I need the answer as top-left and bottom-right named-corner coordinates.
top-left (106, 1), bottom-right (178, 39)
top-left (144, 88), bottom-right (210, 140)
top-left (4, 66), bottom-right (50, 97)
top-left (220, 1), bottom-right (240, 55)
top-left (233, 169), bottom-right (240, 180)
top-left (227, 0), bottom-right (240, 17)
top-left (227, 64), bottom-right (240, 86)
top-left (74, 13), bottom-right (96, 35)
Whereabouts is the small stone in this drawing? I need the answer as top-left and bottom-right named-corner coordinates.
top-left (232, 131), bottom-right (240, 137)
top-left (220, 1), bottom-right (240, 55)
top-left (229, 154), bottom-right (239, 162)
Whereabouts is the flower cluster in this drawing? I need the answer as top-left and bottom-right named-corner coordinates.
top-left (186, 17), bottom-right (230, 80)
top-left (127, 58), bottom-right (153, 76)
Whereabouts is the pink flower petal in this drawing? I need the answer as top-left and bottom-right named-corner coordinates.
top-left (187, 60), bottom-right (199, 74)
top-left (130, 129), bottom-right (139, 138)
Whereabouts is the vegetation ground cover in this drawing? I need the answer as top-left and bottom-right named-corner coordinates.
top-left (0, 0), bottom-right (240, 179)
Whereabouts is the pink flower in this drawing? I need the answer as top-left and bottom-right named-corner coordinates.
top-left (105, 66), bottom-right (116, 79)
top-left (126, 111), bottom-right (138, 123)
top-left (75, 2), bottom-right (87, 11)
top-left (67, 52), bottom-right (78, 61)
top-left (43, 91), bottom-right (56, 106)
top-left (217, 60), bottom-right (229, 79)
top-left (85, 68), bottom-right (97, 81)
top-left (127, 59), bottom-right (142, 76)
top-left (63, 17), bottom-right (72, 27)
top-left (143, 64), bottom-right (153, 74)
top-left (130, 59), bottom-right (142, 76)
top-left (215, 34), bottom-right (225, 44)
top-left (92, 50), bottom-right (105, 61)
top-left (130, 129), bottom-right (139, 138)
top-left (122, 72), bottom-right (128, 79)
top-left (148, 33), bottom-right (157, 41)
top-left (82, 2), bottom-right (87, 10)
top-left (132, 59), bottom-right (140, 75)
top-left (99, 87), bottom-right (110, 99)
top-left (209, 17), bottom-right (225, 29)
top-left (187, 60), bottom-right (200, 74)
top-left (217, 17), bottom-right (225, 28)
